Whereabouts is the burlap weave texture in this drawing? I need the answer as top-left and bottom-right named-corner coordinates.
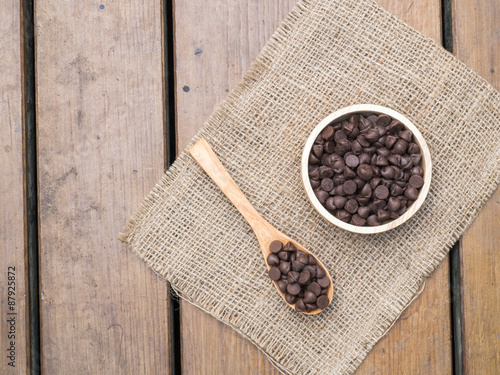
top-left (120, 0), bottom-right (500, 373)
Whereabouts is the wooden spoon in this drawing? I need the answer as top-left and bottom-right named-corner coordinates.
top-left (189, 138), bottom-right (333, 314)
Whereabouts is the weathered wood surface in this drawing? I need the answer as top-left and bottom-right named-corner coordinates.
top-left (0, 1), bottom-right (29, 373)
top-left (453, 0), bottom-right (500, 373)
top-left (175, 0), bottom-right (452, 373)
top-left (35, 1), bottom-right (170, 373)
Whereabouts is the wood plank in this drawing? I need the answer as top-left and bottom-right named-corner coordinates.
top-left (452, 0), bottom-right (500, 373)
top-left (35, 1), bottom-right (170, 373)
top-left (356, 1), bottom-right (452, 373)
top-left (0, 1), bottom-right (29, 373)
top-left (175, 0), bottom-right (452, 373)
top-left (175, 1), bottom-right (296, 373)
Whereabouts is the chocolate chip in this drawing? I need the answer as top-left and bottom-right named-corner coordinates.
top-left (408, 143), bottom-right (420, 154)
top-left (399, 129), bottom-right (413, 142)
top-left (377, 210), bottom-right (391, 221)
top-left (310, 179), bottom-right (320, 189)
top-left (367, 214), bottom-right (380, 226)
top-left (284, 242), bottom-right (296, 251)
top-left (376, 114), bottom-right (392, 126)
top-left (278, 280), bottom-right (288, 293)
top-left (357, 164), bottom-right (373, 181)
top-left (387, 197), bottom-right (401, 212)
top-left (316, 295), bottom-right (330, 309)
top-left (411, 166), bottom-right (424, 176)
top-left (374, 185), bottom-right (389, 200)
top-left (357, 206), bottom-right (371, 219)
top-left (288, 271), bottom-right (299, 283)
top-left (298, 270), bottom-right (311, 285)
top-left (279, 262), bottom-right (291, 274)
top-left (294, 298), bottom-right (306, 312)
top-left (315, 190), bottom-right (329, 204)
top-left (388, 120), bottom-right (404, 133)
top-left (287, 282), bottom-right (301, 295)
top-left (312, 145), bottom-right (324, 159)
top-left (292, 259), bottom-right (305, 272)
top-left (324, 140), bottom-right (335, 153)
top-left (404, 186), bottom-right (419, 200)
top-left (303, 290), bottom-right (317, 304)
top-left (343, 180), bottom-right (357, 195)
top-left (269, 267), bottom-right (281, 281)
top-left (278, 250), bottom-right (289, 261)
top-left (334, 130), bottom-right (347, 142)
top-left (321, 178), bottom-right (334, 191)
top-left (267, 253), bottom-right (280, 266)
top-left (345, 154), bottom-right (360, 168)
top-left (316, 265), bottom-right (326, 279)
top-left (309, 153), bottom-right (319, 164)
top-left (317, 276), bottom-right (330, 288)
top-left (336, 210), bottom-right (351, 222)
top-left (303, 265), bottom-right (317, 278)
top-left (344, 166), bottom-right (357, 179)
top-left (269, 240), bottom-right (283, 253)
top-left (308, 255), bottom-right (318, 265)
top-left (321, 125), bottom-right (335, 140)
top-left (392, 139), bottom-right (408, 154)
top-left (345, 199), bottom-right (359, 214)
top-left (285, 293), bottom-right (297, 304)
top-left (409, 175), bottom-right (424, 188)
top-left (351, 214), bottom-right (366, 226)
top-left (307, 282), bottom-right (321, 296)
top-left (319, 166), bottom-right (334, 178)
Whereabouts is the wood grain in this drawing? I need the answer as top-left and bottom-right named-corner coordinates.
top-left (175, 1), bottom-right (296, 372)
top-left (35, 1), bottom-right (170, 373)
top-left (452, 0), bottom-right (500, 373)
top-left (357, 1), bottom-right (452, 373)
top-left (0, 1), bottom-right (29, 373)
top-left (175, 0), bottom-right (451, 373)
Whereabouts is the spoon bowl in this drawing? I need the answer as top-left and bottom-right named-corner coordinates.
top-left (189, 138), bottom-right (333, 314)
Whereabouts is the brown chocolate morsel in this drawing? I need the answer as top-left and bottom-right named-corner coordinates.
top-left (367, 214), bottom-right (381, 226)
top-left (390, 184), bottom-right (404, 196)
top-left (345, 199), bottom-right (359, 214)
top-left (370, 153), bottom-right (377, 165)
top-left (385, 135), bottom-right (398, 149)
top-left (278, 250), bottom-right (290, 261)
top-left (332, 160), bottom-right (345, 174)
top-left (319, 166), bottom-right (334, 179)
top-left (377, 210), bottom-right (391, 221)
top-left (411, 166), bottom-right (424, 176)
top-left (269, 240), bottom-right (283, 253)
top-left (400, 155), bottom-right (413, 170)
top-left (359, 117), bottom-right (372, 130)
top-left (317, 295), bottom-right (330, 310)
top-left (325, 197), bottom-right (337, 211)
top-left (285, 293), bottom-right (297, 305)
top-left (324, 153), bottom-right (341, 167)
top-left (308, 255), bottom-right (318, 265)
top-left (316, 265), bottom-right (326, 279)
top-left (333, 185), bottom-right (345, 196)
top-left (305, 303), bottom-right (318, 312)
top-left (350, 126), bottom-right (360, 138)
top-left (374, 185), bottom-right (389, 200)
top-left (332, 196), bottom-right (347, 210)
top-left (409, 175), bottom-right (424, 188)
top-left (345, 154), bottom-right (360, 168)
top-left (332, 173), bottom-right (346, 187)
top-left (292, 259), bottom-right (305, 272)
top-left (303, 265), bottom-right (317, 279)
top-left (279, 262), bottom-right (291, 275)
top-left (320, 288), bottom-right (328, 295)
top-left (392, 139), bottom-right (408, 154)
top-left (320, 153), bottom-right (330, 166)
top-left (321, 125), bottom-right (335, 140)
top-left (388, 120), bottom-right (404, 133)
top-left (336, 210), bottom-right (352, 223)
top-left (298, 270), bottom-right (311, 285)
top-left (357, 134), bottom-right (371, 147)
top-left (397, 206), bottom-right (407, 216)
top-left (351, 214), bottom-right (366, 226)
top-left (343, 121), bottom-right (356, 136)
top-left (372, 141), bottom-right (384, 149)
top-left (332, 121), bottom-right (343, 130)
top-left (372, 199), bottom-right (387, 212)
top-left (357, 164), bottom-right (373, 181)
top-left (309, 153), bottom-right (320, 164)
top-left (365, 148), bottom-right (378, 156)
top-left (366, 115), bottom-right (378, 125)
top-left (357, 153), bottom-right (370, 165)
top-left (343, 166), bottom-right (356, 179)
top-left (375, 155), bottom-right (389, 166)
top-left (268, 267), bottom-right (281, 281)
top-left (297, 253), bottom-right (309, 265)
top-left (310, 179), bottom-right (320, 189)
top-left (321, 178), bottom-right (334, 192)
top-left (278, 280), bottom-right (288, 293)
top-left (289, 252), bottom-right (297, 261)
top-left (376, 126), bottom-right (388, 137)
top-left (288, 283), bottom-right (301, 296)
top-left (267, 253), bottom-right (280, 267)
top-left (400, 198), bottom-right (408, 208)
top-left (371, 165), bottom-right (381, 178)
top-left (356, 196), bottom-right (370, 206)
top-left (408, 142), bottom-right (420, 154)
top-left (308, 282), bottom-right (322, 296)
top-left (411, 153), bottom-right (422, 165)
top-left (294, 298), bottom-right (306, 312)
top-left (284, 242), bottom-right (296, 251)
top-left (380, 178), bottom-right (393, 188)
top-left (376, 114), bottom-right (392, 126)
top-left (394, 180), bottom-right (407, 188)
top-left (317, 276), bottom-right (331, 288)
top-left (351, 140), bottom-right (363, 155)
top-left (405, 187), bottom-right (419, 200)
top-left (323, 140), bottom-right (335, 154)
top-left (389, 211), bottom-right (399, 219)
top-left (303, 290), bottom-right (317, 304)
top-left (387, 197), bottom-right (401, 212)
top-left (315, 189), bottom-right (329, 204)
top-left (387, 155), bottom-right (400, 168)
top-left (334, 130), bottom-right (347, 142)
top-left (357, 206), bottom-right (371, 219)
top-left (314, 134), bottom-right (325, 145)
top-left (349, 114), bottom-right (360, 125)
top-left (353, 178), bottom-right (366, 190)
top-left (370, 177), bottom-right (382, 189)
top-left (364, 129), bottom-right (380, 142)
top-left (380, 166), bottom-right (396, 179)
top-left (399, 129), bottom-right (413, 142)
top-left (335, 139), bottom-right (352, 155)
top-left (342, 180), bottom-right (356, 195)
top-left (359, 183), bottom-right (372, 198)
top-left (312, 145), bottom-right (324, 159)
top-left (308, 166), bottom-right (321, 179)
top-left (288, 271), bottom-right (300, 283)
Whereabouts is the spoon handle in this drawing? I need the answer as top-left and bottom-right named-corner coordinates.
top-left (189, 138), bottom-right (266, 232)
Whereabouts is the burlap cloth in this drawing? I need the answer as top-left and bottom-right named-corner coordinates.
top-left (120, 0), bottom-right (500, 373)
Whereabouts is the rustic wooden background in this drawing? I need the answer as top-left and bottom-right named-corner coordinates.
top-left (0, 0), bottom-right (498, 374)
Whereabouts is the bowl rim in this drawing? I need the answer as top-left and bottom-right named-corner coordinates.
top-left (301, 104), bottom-right (432, 234)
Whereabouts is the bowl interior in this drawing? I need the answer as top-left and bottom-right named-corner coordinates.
top-left (301, 104), bottom-right (432, 234)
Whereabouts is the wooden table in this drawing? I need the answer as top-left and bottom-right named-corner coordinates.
top-left (1, 0), bottom-right (498, 374)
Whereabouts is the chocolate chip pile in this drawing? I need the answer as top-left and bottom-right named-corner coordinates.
top-left (308, 113), bottom-right (424, 226)
top-left (267, 240), bottom-right (330, 313)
